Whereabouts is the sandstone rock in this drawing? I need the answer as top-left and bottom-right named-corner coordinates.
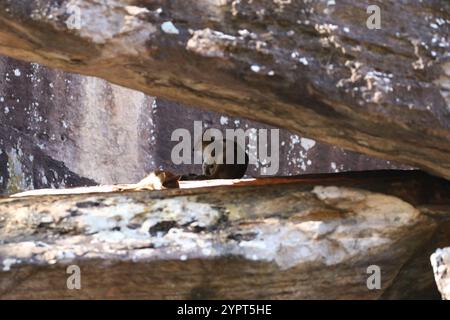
top-left (431, 247), bottom-right (450, 300)
top-left (0, 171), bottom-right (449, 299)
top-left (0, 0), bottom-right (448, 178)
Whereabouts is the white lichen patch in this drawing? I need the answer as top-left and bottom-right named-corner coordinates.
top-left (161, 21), bottom-right (179, 35)
top-left (0, 184), bottom-right (423, 274)
top-left (2, 258), bottom-right (19, 271)
top-left (144, 198), bottom-right (221, 230)
top-left (273, 0), bottom-right (293, 11)
top-left (0, 194), bottom-right (223, 270)
top-left (50, 1), bottom-right (157, 56)
top-left (315, 23), bottom-right (339, 35)
top-left (299, 57), bottom-right (309, 66)
top-left (125, 6), bottom-right (149, 16)
top-left (300, 137), bottom-right (316, 151)
top-left (430, 23), bottom-right (439, 29)
top-left (251, 64), bottom-right (261, 73)
top-left (187, 28), bottom-right (237, 58)
top-left (220, 116), bottom-right (229, 125)
top-left (364, 71), bottom-right (393, 93)
top-left (80, 197), bottom-right (146, 234)
top-left (331, 161), bottom-right (338, 170)
top-left (337, 61), bottom-right (394, 103)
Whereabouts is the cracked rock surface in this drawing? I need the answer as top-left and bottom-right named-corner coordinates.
top-left (1, 171), bottom-right (449, 299)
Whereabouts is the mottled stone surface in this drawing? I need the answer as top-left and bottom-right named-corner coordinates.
top-left (0, 56), bottom-right (156, 191)
top-left (1, 171), bottom-right (449, 299)
top-left (0, 56), bottom-right (407, 194)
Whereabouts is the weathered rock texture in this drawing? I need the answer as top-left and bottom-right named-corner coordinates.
top-left (0, 0), bottom-right (448, 178)
top-left (0, 171), bottom-right (449, 299)
top-left (0, 55), bottom-right (155, 190)
top-left (0, 55), bottom-right (408, 195)
top-left (431, 247), bottom-right (450, 300)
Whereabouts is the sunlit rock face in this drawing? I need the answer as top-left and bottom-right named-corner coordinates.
top-left (0, 173), bottom-right (445, 299)
top-left (0, 56), bottom-right (156, 192)
top-left (0, 56), bottom-right (407, 194)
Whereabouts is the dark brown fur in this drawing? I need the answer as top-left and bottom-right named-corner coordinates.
top-left (181, 138), bottom-right (248, 180)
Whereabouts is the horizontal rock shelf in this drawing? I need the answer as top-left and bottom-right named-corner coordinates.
top-left (0, 170), bottom-right (449, 299)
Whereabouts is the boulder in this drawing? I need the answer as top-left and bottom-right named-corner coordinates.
top-left (1, 171), bottom-right (449, 299)
top-left (0, 0), bottom-right (448, 178)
